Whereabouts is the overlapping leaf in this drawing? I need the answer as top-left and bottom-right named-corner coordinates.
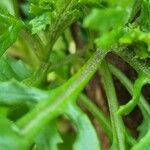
top-left (29, 0), bottom-right (99, 35)
top-left (0, 57), bottom-right (31, 81)
top-left (83, 0), bottom-right (133, 50)
top-left (13, 50), bottom-right (106, 149)
top-left (36, 122), bottom-right (63, 150)
top-left (0, 0), bottom-right (15, 15)
top-left (84, 5), bottom-right (131, 50)
top-left (0, 116), bottom-right (29, 150)
top-left (66, 103), bottom-right (100, 150)
top-left (84, 7), bottom-right (128, 34)
top-left (131, 129), bottom-right (150, 150)
top-left (140, 0), bottom-right (150, 32)
top-left (0, 10), bottom-right (24, 57)
top-left (120, 27), bottom-right (150, 59)
top-left (0, 80), bottom-right (48, 106)
top-left (29, 12), bottom-right (54, 34)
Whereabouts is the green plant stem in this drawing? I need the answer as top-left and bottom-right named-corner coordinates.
top-left (12, 0), bottom-right (19, 17)
top-left (23, 62), bottom-right (50, 87)
top-left (114, 48), bottom-right (150, 115)
top-left (16, 50), bottom-right (107, 141)
top-left (24, 50), bottom-right (84, 87)
top-left (114, 48), bottom-right (150, 77)
top-left (118, 74), bottom-right (149, 116)
top-left (48, 51), bottom-right (84, 72)
top-left (45, 0), bottom-right (81, 61)
top-left (79, 93), bottom-right (112, 140)
top-left (108, 63), bottom-right (150, 117)
top-left (79, 93), bottom-right (136, 147)
top-left (18, 34), bottom-right (40, 69)
top-left (25, 1), bottom-right (82, 86)
top-left (100, 59), bottom-right (126, 150)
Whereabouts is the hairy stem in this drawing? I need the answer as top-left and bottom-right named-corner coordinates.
top-left (16, 50), bottom-right (107, 141)
top-left (114, 48), bottom-right (150, 77)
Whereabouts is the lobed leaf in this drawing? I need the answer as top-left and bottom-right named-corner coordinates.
top-left (29, 12), bottom-right (54, 34)
top-left (84, 6), bottom-right (131, 50)
top-left (131, 129), bottom-right (150, 150)
top-left (36, 122), bottom-right (63, 150)
top-left (0, 57), bottom-right (31, 81)
top-left (140, 0), bottom-right (150, 32)
top-left (84, 7), bottom-right (128, 34)
top-left (120, 27), bottom-right (150, 58)
top-left (0, 0), bottom-right (14, 15)
top-left (0, 116), bottom-right (29, 149)
top-left (65, 103), bottom-right (100, 150)
top-left (0, 11), bottom-right (24, 57)
top-left (15, 50), bottom-right (107, 142)
top-left (0, 80), bottom-right (48, 106)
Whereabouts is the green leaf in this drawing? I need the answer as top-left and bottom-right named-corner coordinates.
top-left (0, 57), bottom-right (31, 81)
top-left (0, 116), bottom-right (29, 149)
top-left (0, 0), bottom-right (15, 15)
top-left (131, 129), bottom-right (150, 150)
top-left (108, 0), bottom-right (133, 7)
top-left (16, 50), bottom-right (107, 141)
top-left (0, 26), bottom-right (19, 56)
top-left (95, 28), bottom-right (125, 50)
top-left (79, 0), bottom-right (101, 5)
top-left (36, 122), bottom-right (63, 150)
top-left (119, 27), bottom-right (150, 58)
top-left (84, 6), bottom-right (130, 50)
top-left (140, 0), bottom-right (150, 32)
top-left (129, 0), bottom-right (142, 22)
top-left (138, 119), bottom-right (150, 140)
top-left (7, 58), bottom-right (32, 80)
top-left (29, 12), bottom-right (54, 34)
top-left (137, 107), bottom-right (150, 140)
top-left (84, 7), bottom-right (128, 34)
top-left (0, 57), bottom-right (19, 81)
top-left (0, 11), bottom-right (24, 57)
top-left (0, 80), bottom-right (48, 106)
top-left (65, 103), bottom-right (100, 150)
top-left (30, 0), bottom-right (55, 16)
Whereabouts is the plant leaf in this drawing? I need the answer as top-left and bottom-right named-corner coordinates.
top-left (140, 0), bottom-right (150, 32)
top-left (137, 107), bottom-right (150, 140)
top-left (120, 27), bottom-right (150, 58)
top-left (0, 80), bottom-right (48, 106)
top-left (131, 129), bottom-right (150, 150)
top-left (83, 6), bottom-right (130, 50)
top-left (16, 50), bottom-right (107, 141)
top-left (95, 28), bottom-right (125, 50)
top-left (36, 122), bottom-right (63, 150)
top-left (65, 103), bottom-right (100, 150)
top-left (0, 0), bottom-right (15, 15)
top-left (0, 57), bottom-right (31, 81)
top-left (0, 11), bottom-right (24, 57)
top-left (0, 57), bottom-right (19, 81)
top-left (138, 119), bottom-right (150, 140)
top-left (7, 58), bottom-right (32, 80)
top-left (84, 7), bottom-right (128, 34)
top-left (0, 116), bottom-right (29, 149)
top-left (29, 12), bottom-right (54, 34)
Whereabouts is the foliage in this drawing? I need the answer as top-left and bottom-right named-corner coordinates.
top-left (0, 0), bottom-right (150, 149)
